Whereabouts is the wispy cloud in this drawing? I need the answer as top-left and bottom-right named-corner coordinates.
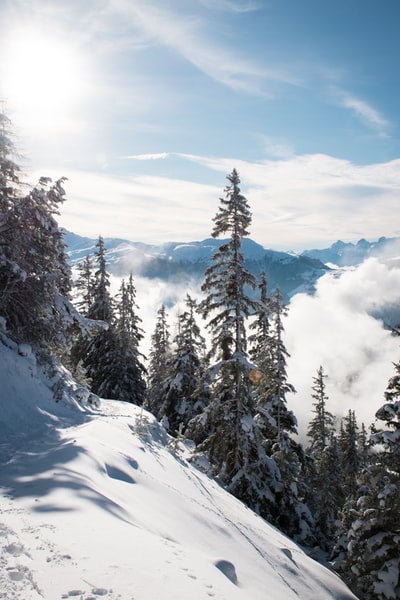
top-left (100, 0), bottom-right (301, 95)
top-left (335, 88), bottom-right (390, 136)
top-left (198, 0), bottom-right (261, 14)
top-left (123, 152), bottom-right (170, 161)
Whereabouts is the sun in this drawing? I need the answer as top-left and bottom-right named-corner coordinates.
top-left (2, 28), bottom-right (86, 134)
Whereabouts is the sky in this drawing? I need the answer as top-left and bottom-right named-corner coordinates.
top-left (0, 335), bottom-right (358, 599)
top-left (1, 0), bottom-right (400, 250)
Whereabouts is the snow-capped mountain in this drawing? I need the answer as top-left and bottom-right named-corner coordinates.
top-left (64, 231), bottom-right (330, 301)
top-left (302, 236), bottom-right (400, 267)
top-left (0, 325), bottom-right (357, 600)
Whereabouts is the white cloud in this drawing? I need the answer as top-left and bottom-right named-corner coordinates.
top-left (334, 88), bottom-right (390, 135)
top-left (48, 150), bottom-right (400, 251)
top-left (123, 153), bottom-right (170, 161)
top-left (285, 258), bottom-right (400, 439)
top-left (112, 256), bottom-right (400, 441)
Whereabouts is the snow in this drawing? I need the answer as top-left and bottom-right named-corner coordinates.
top-left (0, 335), bottom-right (358, 600)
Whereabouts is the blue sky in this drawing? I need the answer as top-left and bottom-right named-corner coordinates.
top-left (1, 0), bottom-right (400, 250)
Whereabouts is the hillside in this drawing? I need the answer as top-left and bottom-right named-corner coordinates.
top-left (0, 326), bottom-right (357, 600)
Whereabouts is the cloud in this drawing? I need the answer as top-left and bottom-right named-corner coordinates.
top-left (51, 167), bottom-right (220, 243)
top-left (198, 0), bottom-right (260, 13)
top-left (97, 0), bottom-right (301, 95)
top-left (110, 255), bottom-right (400, 442)
top-left (285, 258), bottom-right (400, 439)
top-left (123, 153), bottom-right (170, 161)
top-left (42, 150), bottom-right (400, 251)
top-left (334, 88), bottom-right (390, 136)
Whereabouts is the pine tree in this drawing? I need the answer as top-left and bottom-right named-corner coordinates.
top-left (73, 236), bottom-right (115, 394)
top-left (146, 305), bottom-right (172, 419)
top-left (112, 274), bottom-right (147, 404)
top-left (88, 236), bottom-right (113, 323)
top-left (1, 169), bottom-right (71, 346)
top-left (317, 434), bottom-right (344, 548)
top-left (306, 367), bottom-right (341, 549)
top-left (0, 111), bottom-right (24, 327)
top-left (74, 254), bottom-right (95, 317)
top-left (82, 276), bottom-right (147, 403)
top-left (338, 410), bottom-right (360, 499)
top-left (191, 169), bottom-right (280, 516)
top-left (307, 366), bottom-right (335, 456)
top-left (160, 295), bottom-right (207, 434)
top-left (76, 255), bottom-right (147, 403)
top-left (249, 272), bottom-right (272, 383)
top-left (252, 286), bottom-right (297, 448)
top-left (335, 362), bottom-right (400, 600)
top-left (250, 283), bottom-right (313, 544)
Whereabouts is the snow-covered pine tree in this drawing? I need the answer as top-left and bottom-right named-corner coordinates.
top-left (305, 367), bottom-right (344, 548)
top-left (0, 111), bottom-right (24, 329)
top-left (146, 304), bottom-right (172, 419)
top-left (338, 409), bottom-right (360, 499)
top-left (110, 274), bottom-right (147, 404)
top-left (314, 433), bottom-right (344, 550)
top-left (307, 366), bottom-right (335, 456)
top-left (192, 169), bottom-right (279, 514)
top-left (249, 271), bottom-right (272, 378)
top-left (250, 284), bottom-right (313, 544)
top-left (160, 295), bottom-right (207, 435)
top-left (82, 275), bottom-right (147, 403)
top-left (260, 286), bottom-right (297, 442)
top-left (74, 236), bottom-right (116, 395)
top-left (335, 362), bottom-right (400, 600)
top-left (88, 235), bottom-right (114, 323)
top-left (1, 170), bottom-right (71, 346)
top-left (74, 254), bottom-right (95, 317)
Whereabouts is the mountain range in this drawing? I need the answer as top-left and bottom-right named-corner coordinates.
top-left (64, 231), bottom-right (400, 302)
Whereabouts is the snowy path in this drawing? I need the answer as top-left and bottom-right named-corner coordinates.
top-left (0, 341), bottom-right (358, 599)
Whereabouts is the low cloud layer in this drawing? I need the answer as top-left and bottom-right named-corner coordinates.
top-left (285, 258), bottom-right (400, 438)
top-left (109, 255), bottom-right (400, 442)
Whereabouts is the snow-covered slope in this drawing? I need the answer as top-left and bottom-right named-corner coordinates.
top-left (0, 335), bottom-right (357, 600)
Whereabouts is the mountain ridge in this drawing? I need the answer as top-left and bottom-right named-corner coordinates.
top-left (64, 231), bottom-right (330, 301)
top-left (65, 231), bottom-right (400, 302)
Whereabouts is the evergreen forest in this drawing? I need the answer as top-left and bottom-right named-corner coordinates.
top-left (1, 111), bottom-right (399, 600)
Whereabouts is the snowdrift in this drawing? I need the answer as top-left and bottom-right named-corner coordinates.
top-left (0, 336), bottom-right (357, 599)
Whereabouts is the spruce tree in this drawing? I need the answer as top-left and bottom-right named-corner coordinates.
top-left (307, 366), bottom-right (335, 456)
top-left (113, 274), bottom-right (147, 404)
top-left (160, 295), bottom-right (207, 434)
top-left (250, 283), bottom-right (313, 544)
top-left (335, 362), bottom-right (400, 600)
top-left (253, 286), bottom-right (297, 447)
top-left (75, 236), bottom-right (115, 395)
top-left (0, 111), bottom-right (24, 329)
top-left (146, 305), bottom-right (172, 419)
top-left (74, 254), bottom-right (95, 317)
top-left (192, 169), bottom-right (278, 514)
top-left (338, 410), bottom-right (360, 499)
top-left (1, 170), bottom-right (71, 346)
top-left (306, 367), bottom-right (341, 549)
top-left (88, 235), bottom-right (113, 323)
top-left (85, 275), bottom-right (147, 404)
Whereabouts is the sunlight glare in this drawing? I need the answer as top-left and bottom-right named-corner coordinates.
top-left (2, 29), bottom-right (86, 134)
